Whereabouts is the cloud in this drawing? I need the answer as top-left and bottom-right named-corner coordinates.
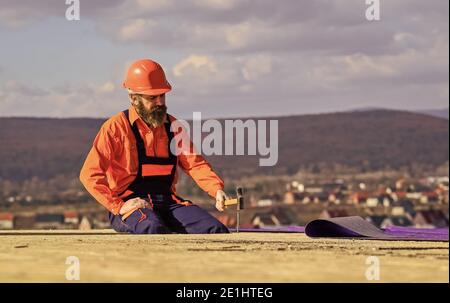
top-left (0, 0), bottom-right (126, 27)
top-left (192, 0), bottom-right (240, 10)
top-left (240, 54), bottom-right (273, 81)
top-left (79, 0), bottom-right (447, 65)
top-left (117, 18), bottom-right (158, 42)
top-left (170, 55), bottom-right (240, 97)
top-left (135, 0), bottom-right (172, 10)
top-left (0, 80), bottom-right (126, 117)
top-left (1, 0), bottom-right (447, 57)
top-left (323, 35), bottom-right (449, 86)
top-left (0, 0), bottom-right (59, 28)
top-left (173, 55), bottom-right (218, 77)
top-left (96, 81), bottom-right (116, 94)
top-left (0, 0), bottom-right (447, 118)
top-left (3, 80), bottom-right (47, 96)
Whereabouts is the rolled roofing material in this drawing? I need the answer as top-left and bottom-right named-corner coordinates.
top-left (305, 216), bottom-right (448, 241)
top-left (230, 216), bottom-right (449, 242)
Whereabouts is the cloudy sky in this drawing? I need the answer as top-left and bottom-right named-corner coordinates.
top-left (0, 0), bottom-right (448, 119)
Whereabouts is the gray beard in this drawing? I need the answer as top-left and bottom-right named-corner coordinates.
top-left (135, 102), bottom-right (167, 128)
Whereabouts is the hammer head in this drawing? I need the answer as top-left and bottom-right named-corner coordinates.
top-left (236, 187), bottom-right (244, 210)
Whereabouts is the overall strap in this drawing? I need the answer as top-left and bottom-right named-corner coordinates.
top-left (123, 109), bottom-right (146, 155)
top-left (123, 110), bottom-right (176, 158)
top-left (164, 114), bottom-right (176, 158)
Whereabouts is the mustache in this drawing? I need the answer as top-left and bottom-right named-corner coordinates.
top-left (150, 105), bottom-right (167, 113)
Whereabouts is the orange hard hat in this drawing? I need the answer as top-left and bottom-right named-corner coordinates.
top-left (123, 59), bottom-right (172, 95)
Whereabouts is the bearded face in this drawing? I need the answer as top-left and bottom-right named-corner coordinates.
top-left (132, 94), bottom-right (167, 128)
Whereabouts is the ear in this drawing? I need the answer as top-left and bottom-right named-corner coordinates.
top-left (129, 94), bottom-right (139, 106)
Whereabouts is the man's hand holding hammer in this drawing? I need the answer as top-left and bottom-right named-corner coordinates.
top-left (216, 187), bottom-right (244, 232)
top-left (215, 189), bottom-right (229, 212)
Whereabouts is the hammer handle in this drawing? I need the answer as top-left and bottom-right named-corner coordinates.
top-left (224, 198), bottom-right (238, 206)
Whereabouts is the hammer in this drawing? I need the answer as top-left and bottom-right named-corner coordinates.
top-left (224, 187), bottom-right (244, 233)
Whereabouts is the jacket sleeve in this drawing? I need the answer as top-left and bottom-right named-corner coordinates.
top-left (179, 153), bottom-right (225, 198)
top-left (79, 126), bottom-right (125, 215)
top-left (176, 131), bottom-right (224, 198)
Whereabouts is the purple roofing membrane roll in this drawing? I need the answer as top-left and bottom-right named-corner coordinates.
top-left (305, 216), bottom-right (449, 242)
top-left (383, 225), bottom-right (449, 241)
top-left (231, 216), bottom-right (448, 241)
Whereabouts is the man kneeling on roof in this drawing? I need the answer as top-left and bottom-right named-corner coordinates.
top-left (80, 59), bottom-right (229, 234)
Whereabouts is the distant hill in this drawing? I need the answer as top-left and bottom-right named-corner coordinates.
top-left (350, 107), bottom-right (449, 120)
top-left (416, 108), bottom-right (449, 120)
top-left (0, 109), bottom-right (448, 182)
